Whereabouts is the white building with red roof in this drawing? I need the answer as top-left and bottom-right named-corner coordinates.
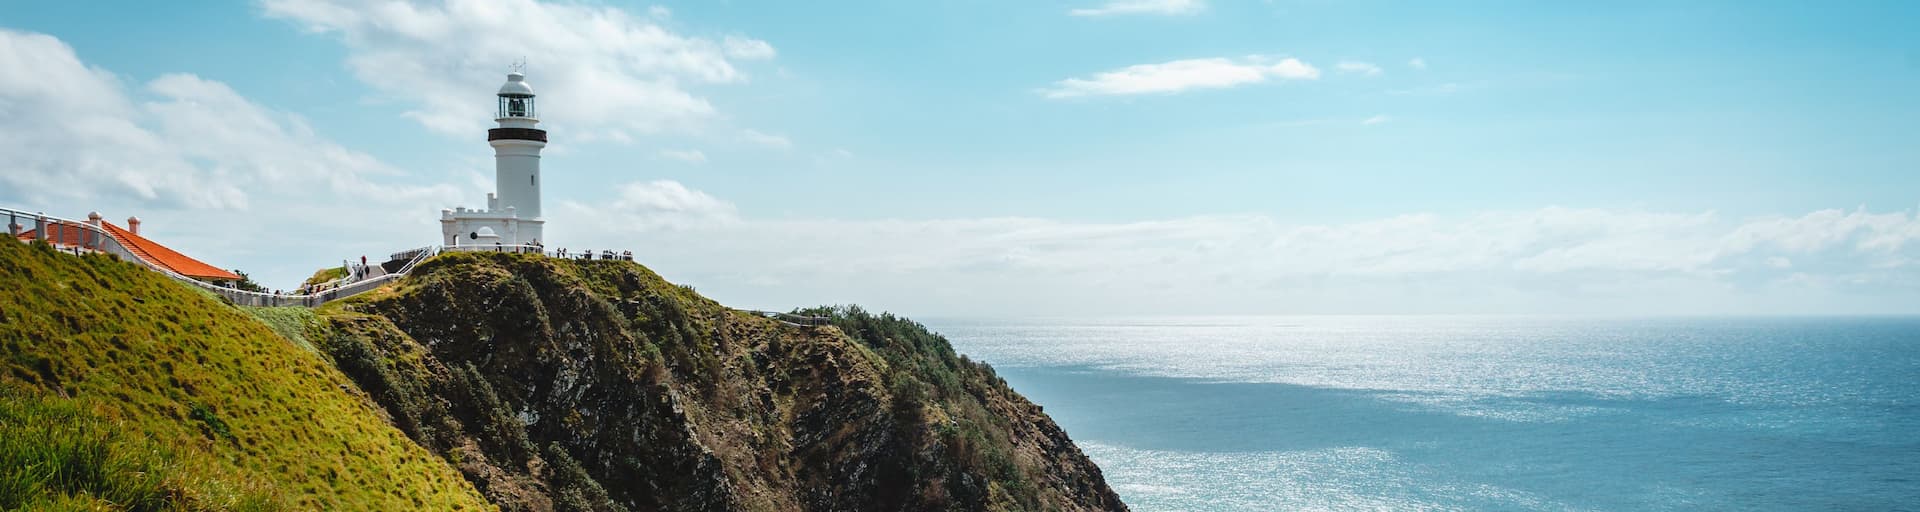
top-left (12, 211), bottom-right (241, 282)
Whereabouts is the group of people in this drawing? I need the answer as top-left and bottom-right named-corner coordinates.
top-left (485, 240), bottom-right (544, 254)
top-left (468, 241), bottom-right (634, 262)
top-left (551, 247), bottom-right (633, 261)
top-left (294, 281), bottom-right (335, 296)
top-left (279, 255), bottom-right (379, 296)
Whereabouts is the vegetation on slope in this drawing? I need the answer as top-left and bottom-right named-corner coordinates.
top-left (1, 240), bottom-right (1122, 511)
top-left (0, 241), bottom-right (494, 510)
top-left (314, 250), bottom-right (1125, 512)
top-left (0, 388), bottom-right (278, 511)
top-left (795, 305), bottom-right (1117, 510)
top-left (301, 266), bottom-right (346, 288)
top-left (236, 307), bottom-right (319, 353)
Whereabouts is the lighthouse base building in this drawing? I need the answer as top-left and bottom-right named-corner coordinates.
top-left (443, 70), bottom-right (547, 247)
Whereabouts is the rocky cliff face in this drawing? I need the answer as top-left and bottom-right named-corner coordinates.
top-left (315, 251), bottom-right (1126, 512)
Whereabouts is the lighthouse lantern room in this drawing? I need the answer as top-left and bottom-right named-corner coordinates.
top-left (442, 69), bottom-right (548, 247)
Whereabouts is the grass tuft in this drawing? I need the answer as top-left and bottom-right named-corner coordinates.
top-left (0, 388), bottom-right (283, 511)
top-left (237, 307), bottom-right (318, 353)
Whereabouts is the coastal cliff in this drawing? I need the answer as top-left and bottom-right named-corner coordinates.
top-left (318, 251), bottom-right (1126, 511)
top-left (0, 241), bottom-right (1125, 511)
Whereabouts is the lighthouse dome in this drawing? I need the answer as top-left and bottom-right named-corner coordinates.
top-left (498, 72), bottom-right (535, 97)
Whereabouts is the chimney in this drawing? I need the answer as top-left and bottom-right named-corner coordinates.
top-left (87, 211), bottom-right (102, 226)
top-left (127, 216), bottom-right (141, 235)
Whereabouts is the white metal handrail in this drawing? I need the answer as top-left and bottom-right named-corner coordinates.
top-left (444, 243), bottom-right (637, 262)
top-left (7, 206), bottom-right (654, 309)
top-left (305, 260), bottom-right (361, 292)
top-left (3, 206), bottom-right (444, 308)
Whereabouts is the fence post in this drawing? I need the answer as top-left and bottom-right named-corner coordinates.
top-left (33, 214), bottom-right (45, 242)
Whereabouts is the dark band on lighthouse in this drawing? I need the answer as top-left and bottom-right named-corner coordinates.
top-left (487, 128), bottom-right (548, 142)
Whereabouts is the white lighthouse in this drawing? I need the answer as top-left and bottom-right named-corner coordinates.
top-left (441, 70), bottom-right (548, 247)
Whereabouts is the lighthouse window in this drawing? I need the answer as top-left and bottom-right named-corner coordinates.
top-left (532, 175), bottom-right (536, 187)
top-left (507, 98), bottom-right (527, 117)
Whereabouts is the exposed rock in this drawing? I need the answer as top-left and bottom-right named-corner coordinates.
top-left (315, 251), bottom-right (1126, 512)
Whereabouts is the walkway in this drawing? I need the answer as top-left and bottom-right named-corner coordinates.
top-left (739, 310), bottom-right (834, 328)
top-left (5, 206), bottom-right (439, 308)
top-left (5, 208), bottom-right (812, 316)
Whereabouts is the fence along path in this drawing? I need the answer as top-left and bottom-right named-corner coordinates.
top-left (4, 206), bottom-right (438, 308)
top-left (6, 214), bottom-right (643, 308)
top-left (740, 310), bottom-right (833, 328)
top-left (401, 246), bottom-right (837, 328)
top-left (5, 210), bottom-right (835, 318)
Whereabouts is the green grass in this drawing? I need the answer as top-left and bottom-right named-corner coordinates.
top-left (300, 267), bottom-right (346, 288)
top-left (0, 241), bottom-right (495, 511)
top-left (236, 307), bottom-right (318, 354)
top-left (0, 388), bottom-right (280, 511)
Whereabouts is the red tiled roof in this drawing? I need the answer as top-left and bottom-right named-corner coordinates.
top-left (100, 222), bottom-right (242, 281)
top-left (17, 219), bottom-right (241, 281)
top-left (15, 221), bottom-right (96, 247)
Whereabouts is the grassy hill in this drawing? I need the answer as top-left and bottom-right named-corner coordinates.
top-left (308, 250), bottom-right (1126, 511)
top-left (0, 240), bottom-right (1125, 511)
top-left (0, 241), bottom-right (493, 510)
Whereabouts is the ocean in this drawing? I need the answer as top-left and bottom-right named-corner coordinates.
top-left (924, 316), bottom-right (1920, 511)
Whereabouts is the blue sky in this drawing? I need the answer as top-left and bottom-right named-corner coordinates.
top-left (3, 0), bottom-right (1918, 315)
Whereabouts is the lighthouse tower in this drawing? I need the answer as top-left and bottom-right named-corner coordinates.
top-left (441, 69), bottom-right (549, 246)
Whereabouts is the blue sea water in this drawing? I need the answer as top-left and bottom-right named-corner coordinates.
top-left (924, 316), bottom-right (1920, 511)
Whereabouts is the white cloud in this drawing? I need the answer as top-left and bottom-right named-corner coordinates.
top-left (1336, 60), bottom-right (1383, 76)
top-left (1362, 114), bottom-right (1391, 125)
top-left (1070, 0), bottom-right (1205, 17)
top-left (657, 149), bottom-right (707, 163)
top-left (559, 180), bottom-right (736, 232)
top-left (740, 129), bottom-right (793, 149)
top-left (260, 0), bottom-right (775, 138)
top-left (1723, 207), bottom-right (1919, 253)
top-left (9, 26), bottom-right (1912, 317)
top-left (0, 29), bottom-right (462, 288)
top-left (552, 185), bottom-right (1920, 315)
top-left (722, 35), bottom-right (776, 60)
top-left (1044, 56), bottom-right (1319, 98)
top-left (1409, 57), bottom-right (1428, 70)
